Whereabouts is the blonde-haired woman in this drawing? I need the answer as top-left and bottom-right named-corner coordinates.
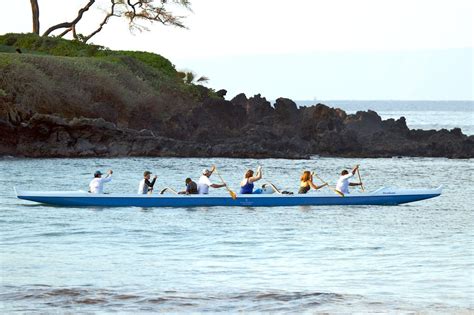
top-left (240, 166), bottom-right (263, 194)
top-left (298, 171), bottom-right (327, 194)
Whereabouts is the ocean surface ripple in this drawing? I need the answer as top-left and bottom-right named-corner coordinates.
top-left (0, 157), bottom-right (473, 313)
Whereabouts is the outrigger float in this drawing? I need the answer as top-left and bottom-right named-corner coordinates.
top-left (15, 186), bottom-right (442, 207)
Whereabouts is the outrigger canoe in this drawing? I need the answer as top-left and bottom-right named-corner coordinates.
top-left (15, 186), bottom-right (442, 207)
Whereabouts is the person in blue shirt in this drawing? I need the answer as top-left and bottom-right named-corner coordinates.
top-left (239, 166), bottom-right (263, 194)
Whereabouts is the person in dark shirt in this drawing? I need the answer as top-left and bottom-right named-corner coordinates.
top-left (179, 178), bottom-right (198, 195)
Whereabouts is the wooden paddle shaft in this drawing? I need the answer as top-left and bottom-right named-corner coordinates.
top-left (214, 168), bottom-right (237, 199)
top-left (356, 168), bottom-right (365, 191)
top-left (313, 173), bottom-right (344, 197)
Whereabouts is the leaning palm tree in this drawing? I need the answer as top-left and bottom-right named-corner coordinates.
top-left (196, 75), bottom-right (210, 84)
top-left (178, 70), bottom-right (209, 85)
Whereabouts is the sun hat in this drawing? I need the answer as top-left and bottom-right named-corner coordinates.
top-left (202, 169), bottom-right (210, 175)
top-left (94, 170), bottom-right (102, 176)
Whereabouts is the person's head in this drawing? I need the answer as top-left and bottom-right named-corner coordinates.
top-left (301, 171), bottom-right (311, 182)
top-left (341, 170), bottom-right (349, 176)
top-left (245, 170), bottom-right (254, 178)
top-left (202, 169), bottom-right (211, 177)
top-left (94, 170), bottom-right (102, 178)
top-left (144, 171), bottom-right (152, 179)
top-left (185, 178), bottom-right (192, 184)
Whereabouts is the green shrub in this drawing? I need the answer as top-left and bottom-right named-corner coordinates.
top-left (0, 44), bottom-right (16, 53)
top-left (0, 33), bottom-right (208, 106)
top-left (0, 33), bottom-right (105, 57)
top-left (0, 53), bottom-right (15, 67)
top-left (111, 50), bottom-right (177, 76)
top-left (0, 33), bottom-right (177, 76)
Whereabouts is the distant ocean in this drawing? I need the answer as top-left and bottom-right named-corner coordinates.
top-left (294, 100), bottom-right (473, 135)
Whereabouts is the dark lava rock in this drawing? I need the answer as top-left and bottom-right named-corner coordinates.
top-left (0, 92), bottom-right (472, 159)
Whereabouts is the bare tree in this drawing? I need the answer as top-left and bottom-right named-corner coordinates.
top-left (31, 0), bottom-right (191, 43)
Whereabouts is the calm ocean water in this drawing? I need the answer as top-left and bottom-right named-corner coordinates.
top-left (296, 100), bottom-right (474, 135)
top-left (1, 156), bottom-right (473, 313)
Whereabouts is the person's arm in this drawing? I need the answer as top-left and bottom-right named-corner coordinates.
top-left (351, 165), bottom-right (359, 175)
top-left (146, 176), bottom-right (157, 188)
top-left (203, 175), bottom-right (225, 188)
top-left (100, 169), bottom-right (113, 183)
top-left (210, 183), bottom-right (226, 188)
top-left (309, 180), bottom-right (328, 190)
top-left (183, 183), bottom-right (192, 194)
top-left (208, 165), bottom-right (216, 177)
top-left (249, 166), bottom-right (263, 183)
top-left (349, 165), bottom-right (361, 185)
top-left (101, 176), bottom-right (112, 183)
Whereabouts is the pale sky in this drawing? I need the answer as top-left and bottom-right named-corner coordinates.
top-left (1, 0), bottom-right (473, 100)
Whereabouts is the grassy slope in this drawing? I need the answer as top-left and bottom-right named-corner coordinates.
top-left (0, 33), bottom-right (209, 131)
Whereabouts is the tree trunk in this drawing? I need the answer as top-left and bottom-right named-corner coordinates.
top-left (30, 0), bottom-right (40, 34)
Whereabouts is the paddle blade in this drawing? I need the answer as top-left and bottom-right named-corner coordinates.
top-left (229, 190), bottom-right (237, 200)
top-left (334, 189), bottom-right (345, 197)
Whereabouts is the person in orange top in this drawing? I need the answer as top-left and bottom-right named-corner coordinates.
top-left (298, 171), bottom-right (327, 194)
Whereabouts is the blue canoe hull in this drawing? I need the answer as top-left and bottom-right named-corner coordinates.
top-left (15, 187), bottom-right (442, 207)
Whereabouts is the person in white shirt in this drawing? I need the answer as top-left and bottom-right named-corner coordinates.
top-left (335, 165), bottom-right (362, 194)
top-left (197, 166), bottom-right (226, 194)
top-left (89, 169), bottom-right (113, 194)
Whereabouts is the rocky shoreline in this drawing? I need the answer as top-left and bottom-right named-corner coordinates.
top-left (1, 91), bottom-right (472, 159)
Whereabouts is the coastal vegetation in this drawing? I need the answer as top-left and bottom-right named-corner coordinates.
top-left (0, 32), bottom-right (211, 123)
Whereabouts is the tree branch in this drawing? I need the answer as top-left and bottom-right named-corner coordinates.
top-left (57, 27), bottom-right (72, 38)
top-left (42, 0), bottom-right (96, 37)
top-left (81, 0), bottom-right (118, 43)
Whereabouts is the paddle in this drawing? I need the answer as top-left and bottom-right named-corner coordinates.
top-left (159, 187), bottom-right (178, 195)
top-left (312, 172), bottom-right (345, 197)
top-left (214, 168), bottom-right (237, 200)
top-left (356, 167), bottom-right (365, 192)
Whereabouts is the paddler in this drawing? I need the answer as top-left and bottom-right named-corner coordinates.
top-left (239, 166), bottom-right (263, 194)
top-left (138, 171), bottom-right (157, 194)
top-left (197, 166), bottom-right (226, 194)
top-left (298, 171), bottom-right (327, 194)
top-left (178, 178), bottom-right (198, 195)
top-left (335, 165), bottom-right (362, 194)
top-left (89, 169), bottom-right (113, 194)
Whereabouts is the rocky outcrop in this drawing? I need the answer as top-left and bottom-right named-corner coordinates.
top-left (0, 100), bottom-right (305, 158)
top-left (1, 89), bottom-right (472, 159)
